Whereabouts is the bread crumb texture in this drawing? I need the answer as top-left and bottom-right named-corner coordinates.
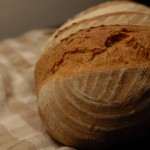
top-left (35, 25), bottom-right (150, 90)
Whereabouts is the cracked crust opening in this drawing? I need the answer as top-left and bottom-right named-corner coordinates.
top-left (35, 25), bottom-right (150, 92)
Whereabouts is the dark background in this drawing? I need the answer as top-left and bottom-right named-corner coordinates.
top-left (111, 136), bottom-right (150, 150)
top-left (133, 0), bottom-right (150, 6)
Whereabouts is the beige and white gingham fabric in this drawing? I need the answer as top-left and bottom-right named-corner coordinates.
top-left (0, 29), bottom-right (76, 150)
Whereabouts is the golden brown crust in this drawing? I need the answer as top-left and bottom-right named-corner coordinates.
top-left (55, 12), bottom-right (150, 39)
top-left (35, 25), bottom-right (150, 91)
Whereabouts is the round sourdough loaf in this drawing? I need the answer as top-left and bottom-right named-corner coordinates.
top-left (35, 1), bottom-right (150, 149)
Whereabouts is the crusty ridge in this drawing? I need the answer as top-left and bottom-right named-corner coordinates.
top-left (35, 25), bottom-right (150, 91)
top-left (70, 0), bottom-right (150, 21)
top-left (49, 12), bottom-right (150, 49)
top-left (43, 2), bottom-right (150, 50)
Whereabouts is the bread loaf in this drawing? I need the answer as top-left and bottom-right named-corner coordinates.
top-left (35, 1), bottom-right (150, 149)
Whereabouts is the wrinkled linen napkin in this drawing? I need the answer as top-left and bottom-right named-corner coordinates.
top-left (0, 29), bottom-right (76, 150)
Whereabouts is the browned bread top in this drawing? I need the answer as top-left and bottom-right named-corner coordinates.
top-left (35, 25), bottom-right (150, 91)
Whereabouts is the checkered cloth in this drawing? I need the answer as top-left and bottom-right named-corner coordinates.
top-left (0, 29), bottom-right (76, 150)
